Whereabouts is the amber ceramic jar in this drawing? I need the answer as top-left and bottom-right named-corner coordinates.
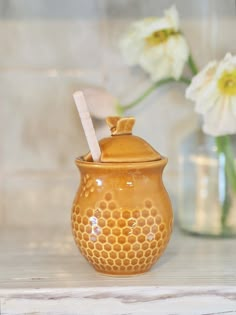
top-left (71, 117), bottom-right (173, 275)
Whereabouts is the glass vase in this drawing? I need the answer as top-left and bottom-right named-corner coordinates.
top-left (178, 128), bottom-right (236, 237)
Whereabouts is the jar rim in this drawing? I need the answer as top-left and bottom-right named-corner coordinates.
top-left (75, 156), bottom-right (168, 169)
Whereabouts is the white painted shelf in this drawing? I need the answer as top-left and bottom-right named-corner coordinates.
top-left (0, 225), bottom-right (236, 314)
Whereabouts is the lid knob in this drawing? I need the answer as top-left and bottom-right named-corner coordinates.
top-left (106, 116), bottom-right (135, 136)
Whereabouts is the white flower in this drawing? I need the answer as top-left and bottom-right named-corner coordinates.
top-left (119, 6), bottom-right (189, 81)
top-left (186, 53), bottom-right (236, 136)
top-left (82, 87), bottom-right (118, 119)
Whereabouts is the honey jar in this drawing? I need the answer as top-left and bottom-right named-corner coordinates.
top-left (71, 117), bottom-right (173, 275)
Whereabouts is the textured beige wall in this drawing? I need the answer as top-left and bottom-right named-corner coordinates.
top-left (0, 0), bottom-right (235, 226)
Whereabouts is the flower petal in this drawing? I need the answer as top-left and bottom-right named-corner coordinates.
top-left (119, 5), bottom-right (180, 66)
top-left (202, 96), bottom-right (236, 136)
top-left (139, 34), bottom-right (189, 81)
top-left (82, 88), bottom-right (118, 120)
top-left (166, 35), bottom-right (189, 79)
top-left (215, 52), bottom-right (236, 80)
top-left (119, 28), bottom-right (145, 65)
top-left (185, 61), bottom-right (218, 101)
top-left (139, 45), bottom-right (168, 81)
top-left (186, 52), bottom-right (236, 136)
top-left (194, 81), bottom-right (220, 114)
top-left (133, 5), bottom-right (180, 37)
top-left (231, 96), bottom-right (236, 115)
top-left (164, 5), bottom-right (180, 31)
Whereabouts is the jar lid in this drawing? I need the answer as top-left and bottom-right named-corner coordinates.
top-left (84, 117), bottom-right (161, 163)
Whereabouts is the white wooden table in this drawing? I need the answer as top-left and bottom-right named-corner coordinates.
top-left (0, 225), bottom-right (236, 315)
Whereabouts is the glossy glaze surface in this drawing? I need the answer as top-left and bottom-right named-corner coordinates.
top-left (72, 159), bottom-right (173, 275)
top-left (71, 117), bottom-right (173, 275)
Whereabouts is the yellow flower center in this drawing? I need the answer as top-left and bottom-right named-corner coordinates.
top-left (218, 69), bottom-right (236, 96)
top-left (145, 28), bottom-right (179, 46)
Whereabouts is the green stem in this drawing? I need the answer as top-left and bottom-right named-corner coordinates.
top-left (215, 136), bottom-right (236, 193)
top-left (221, 181), bottom-right (231, 230)
top-left (215, 135), bottom-right (236, 231)
top-left (179, 76), bottom-right (192, 85)
top-left (123, 77), bottom-right (174, 111)
top-left (117, 76), bottom-right (191, 114)
top-left (188, 53), bottom-right (199, 75)
top-left (117, 53), bottom-right (198, 115)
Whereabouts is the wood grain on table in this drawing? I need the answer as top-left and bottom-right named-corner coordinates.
top-left (0, 226), bottom-right (236, 314)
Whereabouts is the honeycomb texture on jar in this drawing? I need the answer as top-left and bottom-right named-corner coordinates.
top-left (72, 192), bottom-right (173, 275)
